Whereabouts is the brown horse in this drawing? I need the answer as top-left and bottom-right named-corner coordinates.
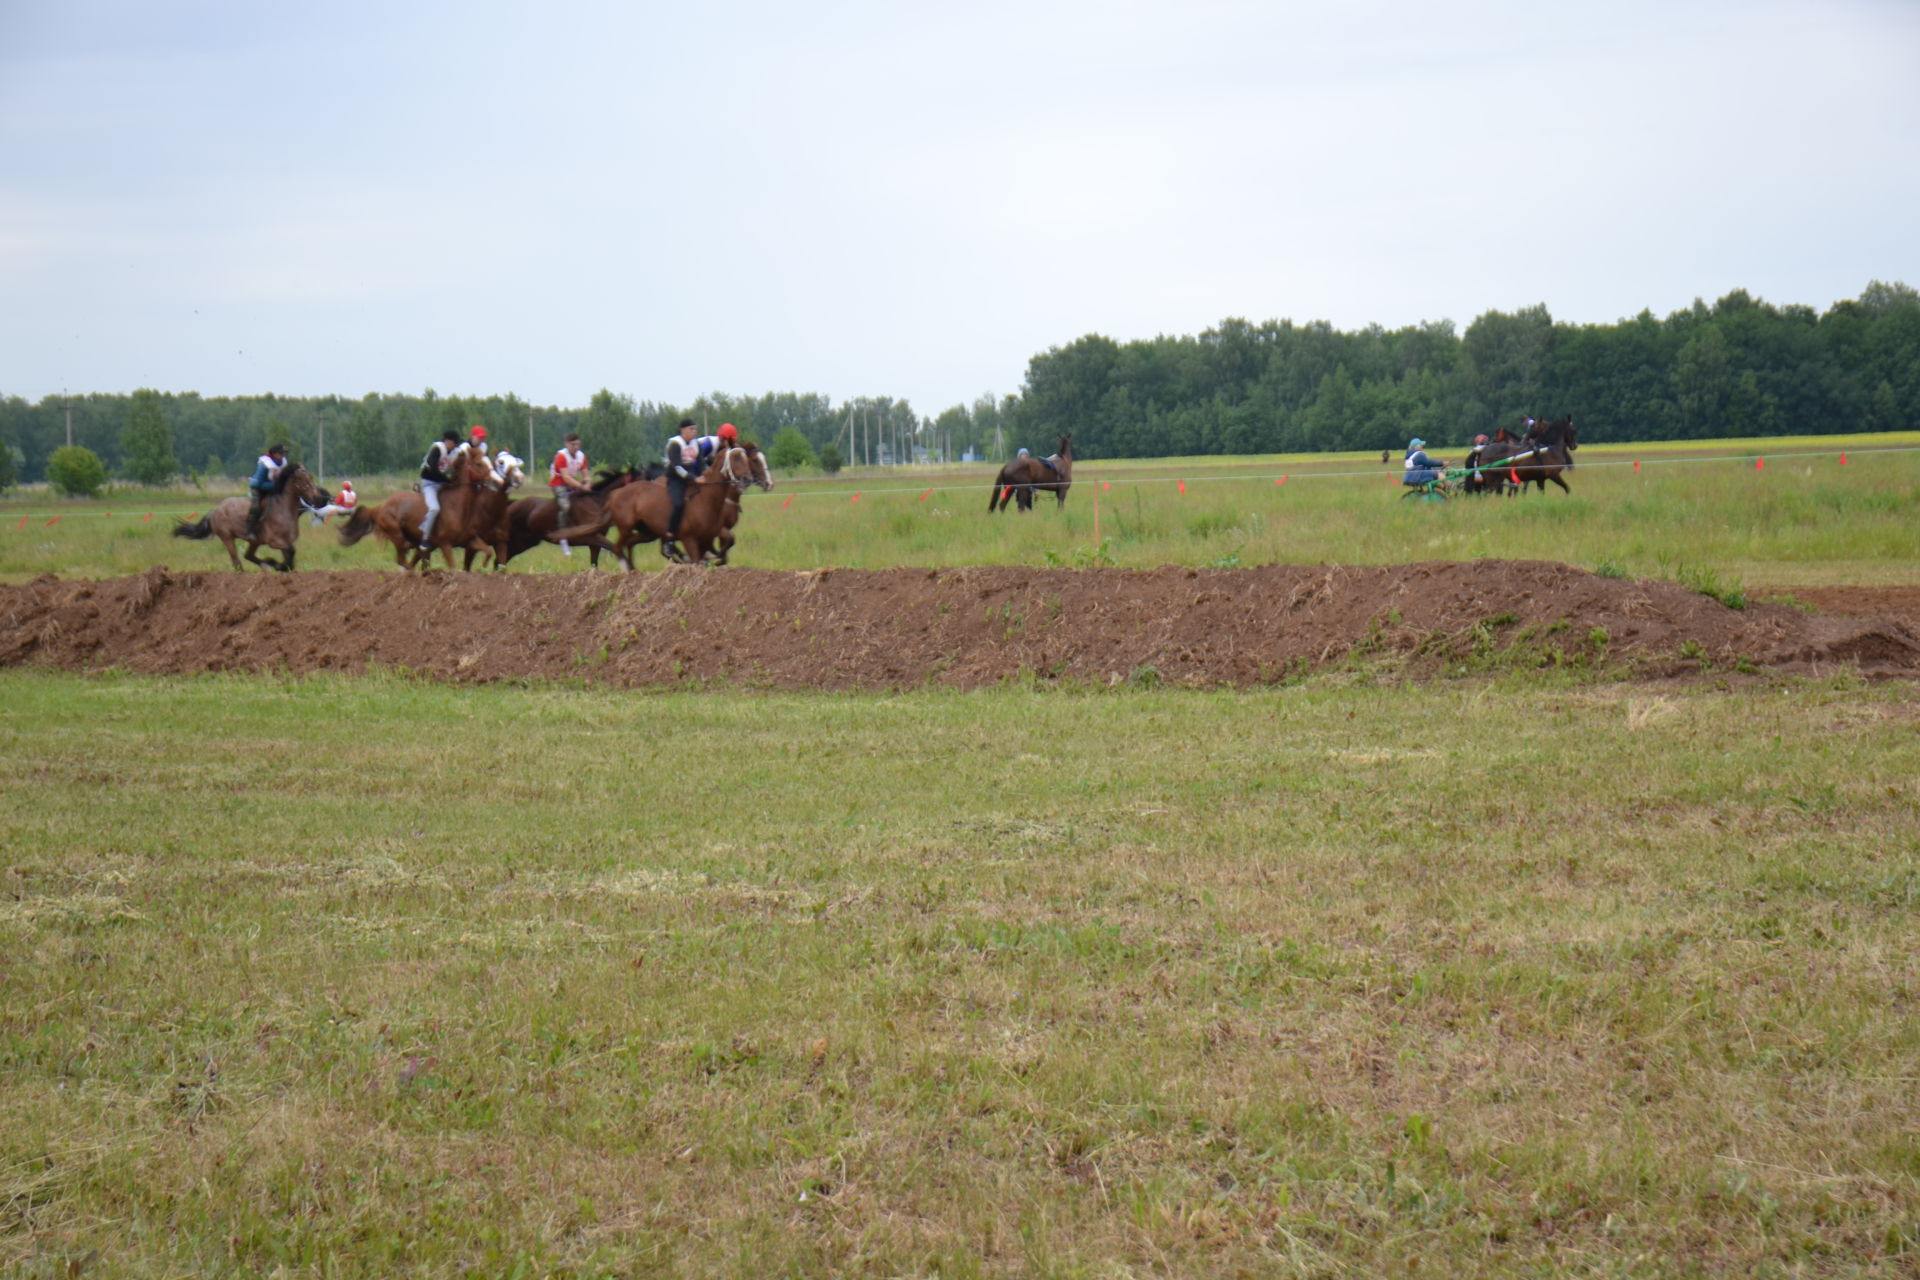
top-left (604, 443), bottom-right (773, 567)
top-left (335, 449), bottom-right (499, 570)
top-left (484, 468), bottom-right (642, 571)
top-left (1511, 416), bottom-right (1577, 494)
top-left (988, 433), bottom-right (1072, 512)
top-left (171, 463), bottom-right (325, 571)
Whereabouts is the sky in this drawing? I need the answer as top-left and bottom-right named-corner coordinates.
top-left (1, 0), bottom-right (1915, 415)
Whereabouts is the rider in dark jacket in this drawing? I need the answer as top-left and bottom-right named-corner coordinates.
top-left (246, 444), bottom-right (287, 539)
top-left (1402, 438), bottom-right (1445, 486)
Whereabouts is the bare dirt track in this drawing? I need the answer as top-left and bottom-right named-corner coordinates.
top-left (4, 562), bottom-right (1918, 688)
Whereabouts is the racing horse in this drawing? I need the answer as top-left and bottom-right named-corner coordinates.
top-left (488, 466), bottom-right (645, 571)
top-left (603, 442), bottom-right (774, 567)
top-left (1511, 416), bottom-right (1577, 494)
top-left (1474, 417), bottom-right (1577, 496)
top-left (335, 448), bottom-right (498, 570)
top-left (171, 463), bottom-right (326, 571)
top-left (988, 433), bottom-right (1073, 512)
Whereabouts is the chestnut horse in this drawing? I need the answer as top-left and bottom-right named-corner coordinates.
top-left (171, 463), bottom-right (326, 571)
top-left (484, 467), bottom-right (643, 571)
top-left (604, 443), bottom-right (773, 567)
top-left (335, 448), bottom-right (499, 570)
top-left (988, 433), bottom-right (1072, 512)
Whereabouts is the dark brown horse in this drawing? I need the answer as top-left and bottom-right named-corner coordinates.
top-left (485, 467), bottom-right (645, 571)
top-left (1473, 418), bottom-right (1576, 496)
top-left (988, 433), bottom-right (1072, 513)
top-left (1513, 416), bottom-right (1577, 494)
top-left (604, 443), bottom-right (773, 567)
top-left (171, 464), bottom-right (325, 571)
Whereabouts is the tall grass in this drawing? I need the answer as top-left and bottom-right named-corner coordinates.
top-left (2, 668), bottom-right (1917, 1276)
top-left (3, 435), bottom-right (1917, 586)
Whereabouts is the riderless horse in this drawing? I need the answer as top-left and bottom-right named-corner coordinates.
top-left (988, 433), bottom-right (1073, 512)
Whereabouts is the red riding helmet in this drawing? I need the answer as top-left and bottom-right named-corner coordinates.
top-left (718, 423), bottom-right (738, 441)
top-left (470, 425), bottom-right (488, 440)
top-left (1474, 434), bottom-right (1489, 445)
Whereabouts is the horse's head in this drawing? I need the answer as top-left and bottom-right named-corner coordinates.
top-left (1564, 418), bottom-right (1578, 450)
top-left (742, 442), bottom-right (774, 492)
top-left (1057, 433), bottom-right (1072, 460)
top-left (284, 464), bottom-right (324, 505)
top-left (705, 445), bottom-right (759, 491)
top-left (496, 459), bottom-right (526, 491)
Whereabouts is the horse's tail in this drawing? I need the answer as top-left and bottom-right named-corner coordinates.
top-left (337, 506), bottom-right (376, 546)
top-left (171, 515), bottom-right (213, 541)
top-left (988, 471), bottom-right (1008, 512)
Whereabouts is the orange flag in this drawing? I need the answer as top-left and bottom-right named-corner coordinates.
top-left (850, 492), bottom-right (861, 504)
top-left (780, 495), bottom-right (793, 508)
top-left (1275, 475), bottom-right (1286, 485)
top-left (1177, 480), bottom-right (1186, 494)
top-left (918, 489), bottom-right (932, 502)
top-left (1839, 452), bottom-right (1848, 465)
top-left (1755, 457), bottom-right (1765, 471)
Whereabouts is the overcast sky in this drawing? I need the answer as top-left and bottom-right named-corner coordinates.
top-left (1, 0), bottom-right (1915, 414)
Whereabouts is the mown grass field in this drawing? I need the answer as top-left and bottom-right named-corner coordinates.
top-left (3, 432), bottom-right (1917, 587)
top-left (4, 669), bottom-right (1919, 1277)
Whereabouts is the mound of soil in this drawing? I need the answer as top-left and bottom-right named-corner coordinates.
top-left (3, 563), bottom-right (1917, 688)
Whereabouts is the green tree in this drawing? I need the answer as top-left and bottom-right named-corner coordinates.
top-left (817, 443), bottom-right (843, 474)
top-left (47, 445), bottom-right (108, 497)
top-left (767, 426), bottom-right (816, 470)
top-left (120, 388), bottom-right (178, 484)
top-left (0, 437), bottom-right (16, 491)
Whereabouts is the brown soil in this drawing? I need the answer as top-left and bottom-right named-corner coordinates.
top-left (4, 563), bottom-right (1918, 689)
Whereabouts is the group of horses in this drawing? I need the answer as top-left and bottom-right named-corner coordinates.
top-left (1454, 416), bottom-right (1579, 497)
top-left (167, 418), bottom-right (1572, 575)
top-left (173, 443), bottom-right (774, 573)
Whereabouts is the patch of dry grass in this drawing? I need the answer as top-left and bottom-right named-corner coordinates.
top-left (1, 669), bottom-right (1917, 1276)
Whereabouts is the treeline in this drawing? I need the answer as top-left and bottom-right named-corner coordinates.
top-left (2, 282), bottom-right (1915, 486)
top-left (1020, 282), bottom-right (1920, 458)
top-left (0, 387), bottom-right (965, 486)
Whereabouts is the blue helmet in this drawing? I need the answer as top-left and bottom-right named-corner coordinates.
top-left (1409, 438), bottom-right (1426, 449)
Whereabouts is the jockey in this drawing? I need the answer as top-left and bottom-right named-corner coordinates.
top-left (307, 478), bottom-right (358, 526)
top-left (665, 419), bottom-right (733, 556)
top-left (1464, 433), bottom-right (1490, 471)
top-left (1402, 438), bottom-right (1445, 486)
top-left (418, 429), bottom-right (460, 548)
top-left (549, 432), bottom-right (590, 555)
top-left (246, 444), bottom-right (287, 539)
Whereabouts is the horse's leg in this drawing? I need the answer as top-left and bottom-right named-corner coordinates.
top-left (221, 533), bottom-right (243, 570)
top-left (1550, 474), bottom-right (1570, 494)
top-left (280, 545), bottom-right (296, 573)
top-left (243, 539), bottom-right (265, 569)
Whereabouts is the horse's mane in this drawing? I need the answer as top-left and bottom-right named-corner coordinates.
top-left (1527, 417), bottom-right (1572, 448)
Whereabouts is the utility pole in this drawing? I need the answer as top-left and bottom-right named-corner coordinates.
top-left (528, 404), bottom-right (535, 469)
top-left (318, 412), bottom-right (326, 482)
top-left (63, 390), bottom-right (73, 448)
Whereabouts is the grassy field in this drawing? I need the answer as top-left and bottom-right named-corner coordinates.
top-left (3, 668), bottom-right (1918, 1277)
top-left (4, 432), bottom-right (1917, 587)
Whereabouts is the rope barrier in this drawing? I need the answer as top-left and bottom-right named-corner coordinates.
top-left (3, 445), bottom-right (1916, 520)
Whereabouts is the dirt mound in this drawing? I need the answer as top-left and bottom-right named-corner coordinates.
top-left (4, 562), bottom-right (1917, 688)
